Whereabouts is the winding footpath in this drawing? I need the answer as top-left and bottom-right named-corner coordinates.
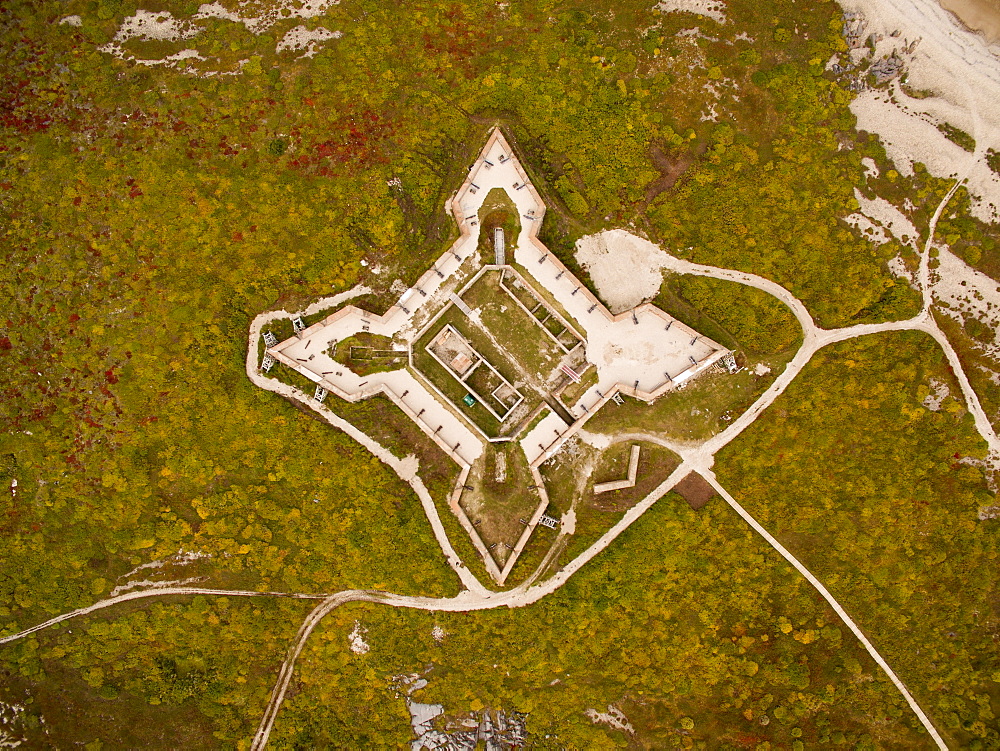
top-left (0, 587), bottom-right (331, 647)
top-left (4, 175), bottom-right (994, 748)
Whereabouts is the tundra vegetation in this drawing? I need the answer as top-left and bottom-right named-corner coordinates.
top-left (0, 0), bottom-right (997, 746)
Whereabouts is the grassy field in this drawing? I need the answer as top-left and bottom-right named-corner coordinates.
top-left (411, 343), bottom-right (505, 438)
top-left (557, 365), bottom-right (599, 408)
top-left (272, 492), bottom-right (933, 748)
top-left (590, 442), bottom-right (680, 507)
top-left (715, 331), bottom-right (999, 748)
top-left (510, 260), bottom-right (588, 335)
top-left (2, 0), bottom-right (990, 743)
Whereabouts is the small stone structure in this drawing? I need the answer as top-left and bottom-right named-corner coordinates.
top-left (721, 352), bottom-right (739, 374)
top-left (593, 445), bottom-right (641, 494)
top-left (494, 226), bottom-right (505, 265)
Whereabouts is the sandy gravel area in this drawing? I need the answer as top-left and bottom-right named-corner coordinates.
top-left (933, 247), bottom-right (1000, 358)
top-left (846, 188), bottom-right (920, 249)
top-left (276, 26), bottom-right (342, 57)
top-left (574, 229), bottom-right (672, 313)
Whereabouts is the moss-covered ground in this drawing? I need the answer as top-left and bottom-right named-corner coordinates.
top-left (715, 331), bottom-right (999, 748)
top-left (1, 0), bottom-right (996, 744)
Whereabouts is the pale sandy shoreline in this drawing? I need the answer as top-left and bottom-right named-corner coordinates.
top-left (836, 0), bottom-right (1000, 221)
top-left (938, 0), bottom-right (1000, 42)
top-left (835, 0), bottom-right (1000, 397)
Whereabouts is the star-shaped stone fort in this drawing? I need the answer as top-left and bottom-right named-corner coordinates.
top-left (262, 128), bottom-right (730, 584)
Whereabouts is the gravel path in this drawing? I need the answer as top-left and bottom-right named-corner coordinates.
top-left (0, 587), bottom-right (331, 647)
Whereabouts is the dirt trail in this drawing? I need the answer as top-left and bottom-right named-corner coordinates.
top-left (0, 588), bottom-right (330, 647)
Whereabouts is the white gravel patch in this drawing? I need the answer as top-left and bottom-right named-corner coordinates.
top-left (922, 377), bottom-right (950, 410)
top-left (137, 49), bottom-right (206, 67)
top-left (59, 14), bottom-right (82, 26)
top-left (98, 9), bottom-right (205, 67)
top-left (655, 0), bottom-right (726, 24)
top-left (846, 186), bottom-right (924, 288)
top-left (586, 705), bottom-right (635, 735)
top-left (349, 620), bottom-right (370, 654)
top-left (0, 700), bottom-right (27, 748)
top-left (118, 549), bottom-right (212, 579)
top-left (575, 229), bottom-right (672, 313)
top-left (193, 1), bottom-right (244, 24)
top-left (852, 188), bottom-right (920, 247)
top-left (197, 0), bottom-right (341, 34)
top-left (408, 701), bottom-right (443, 731)
top-left (845, 212), bottom-right (891, 245)
top-left (276, 25), bottom-right (342, 57)
top-left (102, 9), bottom-right (199, 45)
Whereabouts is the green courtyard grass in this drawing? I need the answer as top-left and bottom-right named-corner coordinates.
top-left (584, 356), bottom-right (789, 441)
top-left (411, 329), bottom-right (509, 439)
top-left (331, 332), bottom-right (405, 377)
top-left (540, 439), bottom-right (682, 569)
top-left (461, 270), bottom-right (569, 382)
top-left (558, 365), bottom-right (599, 409)
top-left (411, 271), bottom-right (576, 439)
top-left (476, 187), bottom-right (521, 261)
top-left (458, 443), bottom-right (543, 571)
